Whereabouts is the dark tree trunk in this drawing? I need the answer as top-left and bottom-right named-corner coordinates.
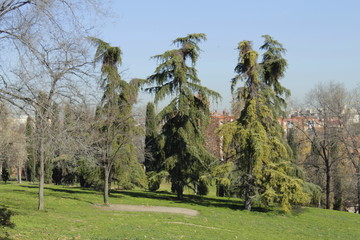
top-left (103, 166), bottom-right (110, 205)
top-left (38, 143), bottom-right (45, 210)
top-left (24, 165), bottom-right (28, 181)
top-left (244, 163), bottom-right (254, 211)
top-left (176, 183), bottom-right (184, 199)
top-left (17, 165), bottom-right (21, 184)
top-left (325, 159), bottom-right (331, 209)
top-left (244, 186), bottom-right (252, 211)
top-left (244, 176), bottom-right (254, 211)
top-left (216, 180), bottom-right (225, 197)
top-left (356, 164), bottom-right (360, 214)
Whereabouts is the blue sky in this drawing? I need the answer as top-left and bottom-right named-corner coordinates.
top-left (100, 0), bottom-right (360, 110)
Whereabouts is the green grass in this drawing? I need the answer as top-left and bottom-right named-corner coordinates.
top-left (1, 182), bottom-right (360, 240)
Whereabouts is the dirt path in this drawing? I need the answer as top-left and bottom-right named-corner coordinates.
top-left (94, 204), bottom-right (199, 216)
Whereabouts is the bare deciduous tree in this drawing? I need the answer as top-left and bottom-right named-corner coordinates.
top-left (0, 103), bottom-right (27, 184)
top-left (0, 0), bottom-right (107, 210)
top-left (301, 82), bottom-right (348, 209)
top-left (338, 86), bottom-right (360, 213)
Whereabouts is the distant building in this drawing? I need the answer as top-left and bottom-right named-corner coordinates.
top-left (205, 110), bottom-right (235, 160)
top-left (206, 107), bottom-right (360, 160)
top-left (278, 116), bottom-right (322, 134)
top-left (281, 106), bottom-right (360, 133)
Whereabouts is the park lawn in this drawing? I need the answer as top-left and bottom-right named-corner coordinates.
top-left (1, 182), bottom-right (360, 240)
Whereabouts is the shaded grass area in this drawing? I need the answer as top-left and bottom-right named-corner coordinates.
top-left (1, 182), bottom-right (360, 239)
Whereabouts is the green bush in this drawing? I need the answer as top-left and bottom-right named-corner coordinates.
top-left (1, 162), bottom-right (11, 184)
top-left (197, 180), bottom-right (209, 196)
top-left (0, 206), bottom-right (14, 240)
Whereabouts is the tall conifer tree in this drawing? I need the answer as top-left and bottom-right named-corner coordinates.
top-left (25, 117), bottom-right (36, 182)
top-left (230, 36), bottom-right (308, 212)
top-left (144, 102), bottom-right (159, 172)
top-left (90, 38), bottom-right (144, 204)
top-left (145, 33), bottom-right (220, 198)
top-left (144, 102), bottom-right (165, 191)
top-left (260, 35), bottom-right (290, 116)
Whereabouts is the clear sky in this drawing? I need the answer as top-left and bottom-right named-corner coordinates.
top-left (99, 0), bottom-right (360, 111)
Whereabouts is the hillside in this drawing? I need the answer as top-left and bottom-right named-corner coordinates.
top-left (1, 182), bottom-right (359, 240)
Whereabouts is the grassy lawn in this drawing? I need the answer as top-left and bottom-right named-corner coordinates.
top-left (1, 182), bottom-right (360, 240)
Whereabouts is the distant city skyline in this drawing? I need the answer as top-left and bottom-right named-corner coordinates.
top-left (99, 0), bottom-right (360, 110)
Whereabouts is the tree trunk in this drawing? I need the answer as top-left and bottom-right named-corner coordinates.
top-left (32, 148), bottom-right (36, 183)
top-left (109, 171), bottom-right (112, 194)
top-left (357, 164), bottom-right (360, 214)
top-left (244, 186), bottom-right (252, 211)
top-left (244, 173), bottom-right (253, 211)
top-left (24, 165), bottom-right (28, 182)
top-left (244, 164), bottom-right (254, 211)
top-left (333, 178), bottom-right (343, 210)
top-left (216, 180), bottom-right (225, 197)
top-left (176, 183), bottom-right (183, 199)
top-left (325, 160), bottom-right (331, 209)
top-left (103, 166), bottom-right (110, 205)
top-left (38, 145), bottom-right (45, 210)
top-left (17, 165), bottom-right (22, 184)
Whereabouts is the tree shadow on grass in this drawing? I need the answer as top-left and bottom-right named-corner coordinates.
top-left (17, 185), bottom-right (278, 214)
top-left (46, 187), bottom-right (99, 196)
top-left (13, 187), bottom-right (38, 197)
top-left (19, 185), bottom-right (98, 205)
top-left (111, 190), bottom-right (271, 213)
top-left (20, 185), bottom-right (97, 195)
top-left (12, 189), bottom-right (26, 192)
top-left (290, 206), bottom-right (308, 216)
top-left (56, 196), bottom-right (95, 205)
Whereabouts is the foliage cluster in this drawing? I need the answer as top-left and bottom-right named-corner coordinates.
top-left (217, 36), bottom-right (311, 212)
top-left (0, 206), bottom-right (14, 240)
top-left (144, 33), bottom-right (220, 199)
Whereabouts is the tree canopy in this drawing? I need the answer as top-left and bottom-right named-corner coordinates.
top-left (145, 33), bottom-right (221, 198)
top-left (229, 36), bottom-right (308, 212)
top-left (90, 37), bottom-right (145, 204)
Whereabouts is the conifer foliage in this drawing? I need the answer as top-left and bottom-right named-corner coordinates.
top-left (145, 33), bottom-right (221, 199)
top-left (90, 38), bottom-right (145, 204)
top-left (144, 102), bottom-right (159, 173)
top-left (260, 35), bottom-right (290, 114)
top-left (144, 102), bottom-right (164, 191)
top-left (0, 206), bottom-right (14, 239)
top-left (230, 36), bottom-right (308, 212)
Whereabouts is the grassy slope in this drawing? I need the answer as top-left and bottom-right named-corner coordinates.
top-left (1, 182), bottom-right (360, 240)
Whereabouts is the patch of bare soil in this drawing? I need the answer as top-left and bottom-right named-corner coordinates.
top-left (94, 204), bottom-right (199, 216)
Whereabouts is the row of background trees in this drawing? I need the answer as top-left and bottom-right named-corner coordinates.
top-left (0, 0), bottom-right (359, 214)
top-left (286, 82), bottom-right (360, 212)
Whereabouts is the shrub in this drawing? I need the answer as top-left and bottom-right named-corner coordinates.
top-left (0, 206), bottom-right (15, 240)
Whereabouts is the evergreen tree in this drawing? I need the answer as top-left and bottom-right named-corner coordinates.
top-left (287, 128), bottom-right (298, 162)
top-left (1, 161), bottom-right (10, 184)
top-left (144, 102), bottom-right (164, 191)
top-left (0, 206), bottom-right (15, 239)
top-left (61, 103), bottom-right (96, 187)
top-left (145, 33), bottom-right (220, 199)
top-left (230, 37), bottom-right (308, 212)
top-left (144, 102), bottom-right (159, 172)
top-left (90, 37), bottom-right (145, 204)
top-left (259, 35), bottom-right (290, 117)
top-left (25, 117), bottom-right (37, 182)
